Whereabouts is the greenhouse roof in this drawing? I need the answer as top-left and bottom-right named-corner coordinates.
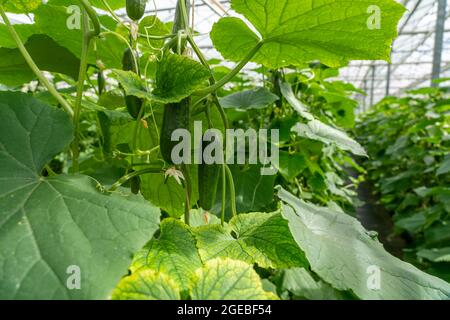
top-left (5, 0), bottom-right (450, 107)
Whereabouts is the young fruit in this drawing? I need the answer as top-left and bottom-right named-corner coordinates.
top-left (130, 176), bottom-right (141, 194)
top-left (160, 98), bottom-right (190, 163)
top-left (126, 0), bottom-right (147, 21)
top-left (198, 136), bottom-right (221, 211)
top-left (122, 48), bottom-right (139, 73)
top-left (122, 48), bottom-right (143, 119)
top-left (97, 71), bottom-right (105, 96)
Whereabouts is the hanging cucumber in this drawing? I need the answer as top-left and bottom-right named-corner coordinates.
top-left (97, 70), bottom-right (105, 96)
top-left (198, 136), bottom-right (221, 211)
top-left (160, 98), bottom-right (190, 163)
top-left (130, 176), bottom-right (141, 194)
top-left (126, 0), bottom-right (147, 21)
top-left (160, 0), bottom-right (191, 164)
top-left (122, 48), bottom-right (144, 119)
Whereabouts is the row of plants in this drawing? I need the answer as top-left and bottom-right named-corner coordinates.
top-left (356, 86), bottom-right (450, 283)
top-left (1, 0), bottom-right (449, 299)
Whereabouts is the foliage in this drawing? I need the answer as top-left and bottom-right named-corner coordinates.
top-left (0, 0), bottom-right (448, 300)
top-left (356, 88), bottom-right (450, 282)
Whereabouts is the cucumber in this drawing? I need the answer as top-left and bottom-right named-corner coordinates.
top-left (160, 98), bottom-right (190, 163)
top-left (125, 95), bottom-right (143, 119)
top-left (122, 48), bottom-right (143, 119)
top-left (126, 0), bottom-right (147, 21)
top-left (122, 48), bottom-right (139, 73)
top-left (130, 176), bottom-right (141, 194)
top-left (198, 136), bottom-right (221, 211)
top-left (97, 71), bottom-right (105, 96)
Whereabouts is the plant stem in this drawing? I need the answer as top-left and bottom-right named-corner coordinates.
top-left (109, 166), bottom-right (163, 192)
top-left (78, 0), bottom-right (101, 37)
top-left (194, 41), bottom-right (264, 97)
top-left (72, 8), bottom-right (93, 173)
top-left (100, 0), bottom-right (174, 40)
top-left (181, 164), bottom-right (192, 226)
top-left (225, 165), bottom-right (237, 217)
top-left (0, 6), bottom-right (74, 116)
top-left (221, 164), bottom-right (226, 226)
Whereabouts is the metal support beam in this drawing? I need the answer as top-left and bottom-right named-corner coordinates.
top-left (386, 62), bottom-right (392, 96)
top-left (370, 65), bottom-right (376, 107)
top-left (432, 0), bottom-right (447, 86)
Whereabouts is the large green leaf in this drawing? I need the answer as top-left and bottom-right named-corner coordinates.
top-left (112, 52), bottom-right (211, 103)
top-left (278, 187), bottom-right (450, 299)
top-left (280, 82), bottom-right (366, 156)
top-left (112, 269), bottom-right (180, 300)
top-left (153, 53), bottom-right (210, 103)
top-left (0, 34), bottom-right (80, 86)
top-left (211, 0), bottom-right (405, 68)
top-left (292, 120), bottom-right (367, 157)
top-left (282, 268), bottom-right (348, 300)
top-left (1, 0), bottom-right (41, 13)
top-left (193, 212), bottom-right (308, 269)
top-left (220, 88), bottom-right (279, 109)
top-left (0, 92), bottom-right (160, 299)
top-left (190, 258), bottom-right (278, 300)
top-left (131, 219), bottom-right (203, 291)
top-left (140, 167), bottom-right (199, 218)
top-left (211, 165), bottom-right (276, 216)
top-left (276, 151), bottom-right (308, 182)
top-left (33, 4), bottom-right (126, 68)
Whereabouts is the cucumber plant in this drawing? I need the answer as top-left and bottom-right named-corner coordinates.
top-left (0, 0), bottom-right (449, 300)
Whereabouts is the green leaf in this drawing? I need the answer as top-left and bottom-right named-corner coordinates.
top-left (276, 151), bottom-right (308, 181)
top-left (131, 219), bottom-right (203, 291)
top-left (190, 258), bottom-right (278, 300)
top-left (0, 34), bottom-right (80, 86)
top-left (282, 268), bottom-right (348, 300)
top-left (153, 53), bottom-right (210, 103)
top-left (0, 24), bottom-right (35, 49)
top-left (138, 15), bottom-right (171, 49)
top-left (112, 52), bottom-right (211, 103)
top-left (1, 0), bottom-right (41, 13)
top-left (279, 82), bottom-right (314, 120)
top-left (417, 248), bottom-right (450, 263)
top-left (278, 187), bottom-right (450, 299)
top-left (211, 165), bottom-right (276, 217)
top-left (140, 167), bottom-right (199, 218)
top-left (211, 0), bottom-right (405, 68)
top-left (437, 154), bottom-right (450, 176)
top-left (189, 209), bottom-right (221, 227)
top-left (34, 4), bottom-right (126, 68)
top-left (220, 87), bottom-right (279, 109)
top-left (112, 269), bottom-right (180, 300)
top-left (292, 120), bottom-right (367, 157)
top-left (0, 92), bottom-right (160, 299)
top-left (193, 212), bottom-right (308, 269)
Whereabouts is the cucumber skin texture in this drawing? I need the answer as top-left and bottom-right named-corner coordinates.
top-left (198, 156), bottom-right (220, 211)
top-left (125, 95), bottom-right (143, 119)
top-left (122, 48), bottom-right (138, 73)
top-left (126, 0), bottom-right (147, 21)
top-left (130, 176), bottom-right (141, 194)
top-left (97, 71), bottom-right (105, 96)
top-left (160, 98), bottom-right (190, 164)
top-left (122, 48), bottom-right (143, 119)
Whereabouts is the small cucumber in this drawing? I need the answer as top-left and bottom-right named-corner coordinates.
top-left (130, 176), bottom-right (141, 194)
top-left (122, 48), bottom-right (139, 73)
top-left (122, 48), bottom-right (143, 119)
top-left (160, 98), bottom-right (190, 164)
top-left (97, 71), bottom-right (105, 96)
top-left (198, 136), bottom-right (220, 211)
top-left (126, 0), bottom-right (147, 21)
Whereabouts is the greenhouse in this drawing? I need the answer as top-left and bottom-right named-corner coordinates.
top-left (0, 0), bottom-right (449, 303)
